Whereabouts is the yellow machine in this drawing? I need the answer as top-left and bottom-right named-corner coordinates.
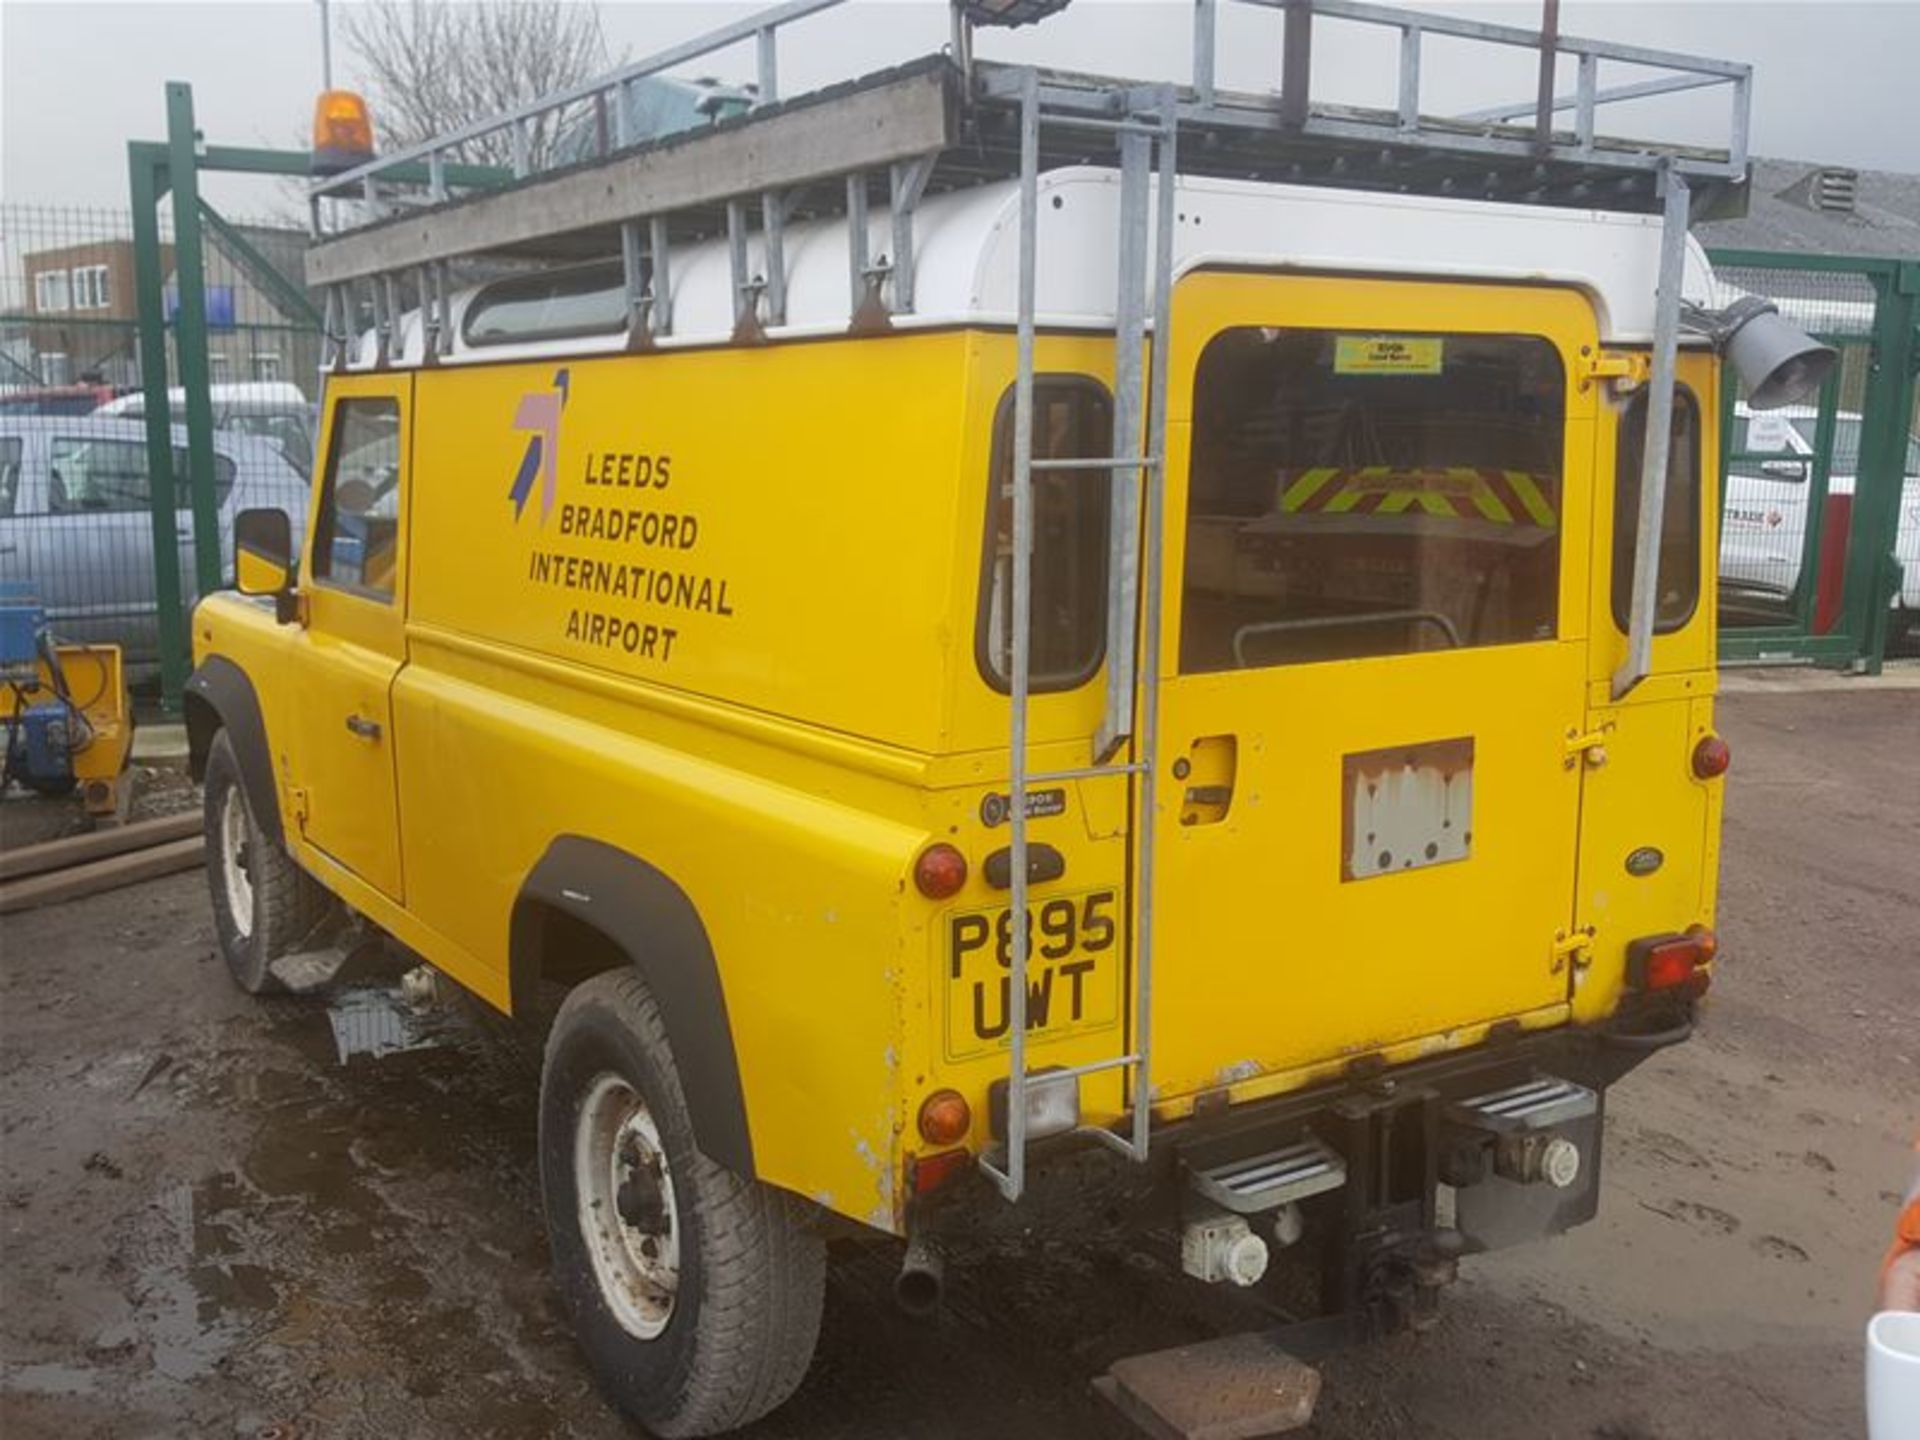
top-left (2, 637), bottom-right (135, 819)
top-left (182, 7), bottom-right (1824, 1435)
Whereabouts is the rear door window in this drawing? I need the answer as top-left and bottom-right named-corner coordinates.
top-left (976, 378), bottom-right (1114, 692)
top-left (1612, 387), bottom-right (1702, 634)
top-left (1180, 329), bottom-right (1565, 672)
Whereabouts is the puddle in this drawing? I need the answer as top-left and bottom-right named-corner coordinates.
top-left (326, 987), bottom-right (446, 1064)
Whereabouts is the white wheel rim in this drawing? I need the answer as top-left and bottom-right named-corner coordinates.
top-left (219, 784), bottom-right (255, 938)
top-left (574, 1072), bottom-right (680, 1340)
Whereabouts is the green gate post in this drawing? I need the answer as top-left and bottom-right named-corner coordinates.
top-left (123, 81), bottom-right (510, 714)
top-left (127, 141), bottom-right (191, 714)
top-left (165, 81), bottom-right (225, 606)
top-left (1837, 261), bottom-right (1920, 675)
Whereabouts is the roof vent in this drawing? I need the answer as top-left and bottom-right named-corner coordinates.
top-left (1809, 167), bottom-right (1858, 215)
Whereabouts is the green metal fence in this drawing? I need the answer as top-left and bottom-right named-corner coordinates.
top-left (0, 201), bottom-right (322, 707)
top-left (1707, 250), bottom-right (1920, 671)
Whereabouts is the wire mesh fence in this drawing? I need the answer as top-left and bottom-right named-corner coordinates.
top-left (1704, 259), bottom-right (1917, 649)
top-left (0, 203), bottom-right (320, 687)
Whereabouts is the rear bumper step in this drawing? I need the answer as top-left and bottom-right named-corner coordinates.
top-left (1446, 1075), bottom-right (1597, 1134)
top-left (1189, 1133), bottom-right (1347, 1214)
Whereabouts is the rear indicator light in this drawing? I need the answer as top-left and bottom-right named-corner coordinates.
top-left (1628, 927), bottom-right (1718, 995)
top-left (918, 1089), bottom-right (972, 1146)
top-left (1692, 734), bottom-right (1731, 779)
top-left (913, 843), bottom-right (968, 900)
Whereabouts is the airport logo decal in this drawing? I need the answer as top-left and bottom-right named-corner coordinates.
top-left (507, 367), bottom-right (570, 523)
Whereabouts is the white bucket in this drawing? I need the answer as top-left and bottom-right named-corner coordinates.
top-left (1868, 1311), bottom-right (1920, 1439)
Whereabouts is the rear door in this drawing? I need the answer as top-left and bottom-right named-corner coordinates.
top-left (1148, 272), bottom-right (1598, 1100)
top-left (290, 375), bottom-right (409, 900)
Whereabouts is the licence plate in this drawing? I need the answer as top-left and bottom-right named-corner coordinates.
top-left (941, 889), bottom-right (1122, 1061)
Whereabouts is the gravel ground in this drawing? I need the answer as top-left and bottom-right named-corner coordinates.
top-left (1, 686), bottom-right (1914, 1440)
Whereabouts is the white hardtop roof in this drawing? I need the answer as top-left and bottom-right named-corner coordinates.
top-left (360, 166), bottom-right (1715, 370)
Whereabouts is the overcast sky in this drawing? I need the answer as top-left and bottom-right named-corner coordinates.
top-left (3, 0), bottom-right (1916, 216)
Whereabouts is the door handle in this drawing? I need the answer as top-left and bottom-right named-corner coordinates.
top-left (1174, 735), bottom-right (1239, 826)
top-left (344, 713), bottom-right (382, 741)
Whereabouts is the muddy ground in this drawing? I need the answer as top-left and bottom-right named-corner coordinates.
top-left (2, 684), bottom-right (1914, 1440)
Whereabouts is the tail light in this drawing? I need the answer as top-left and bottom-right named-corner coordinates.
top-left (913, 843), bottom-right (968, 900)
top-left (911, 1148), bottom-right (973, 1196)
top-left (1628, 925), bottom-right (1717, 996)
top-left (1692, 734), bottom-right (1731, 779)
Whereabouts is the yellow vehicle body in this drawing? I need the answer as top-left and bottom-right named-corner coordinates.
top-left (190, 268), bottom-right (1724, 1239)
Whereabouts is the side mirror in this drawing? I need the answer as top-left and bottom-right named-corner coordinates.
top-left (234, 507), bottom-right (297, 622)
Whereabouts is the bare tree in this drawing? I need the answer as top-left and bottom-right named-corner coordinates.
top-left (343, 0), bottom-right (612, 169)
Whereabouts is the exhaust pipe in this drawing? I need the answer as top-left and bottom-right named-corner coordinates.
top-left (894, 1237), bottom-right (944, 1316)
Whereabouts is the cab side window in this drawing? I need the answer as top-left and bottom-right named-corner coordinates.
top-left (1611, 387), bottom-right (1701, 634)
top-left (975, 378), bottom-right (1114, 692)
top-left (313, 398), bottom-right (403, 601)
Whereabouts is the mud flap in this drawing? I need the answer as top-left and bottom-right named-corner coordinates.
top-left (1093, 1330), bottom-right (1320, 1439)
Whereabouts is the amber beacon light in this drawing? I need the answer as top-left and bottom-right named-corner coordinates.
top-left (311, 90), bottom-right (376, 176)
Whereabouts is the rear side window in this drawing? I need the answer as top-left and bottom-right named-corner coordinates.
top-left (313, 398), bottom-right (403, 601)
top-left (464, 262), bottom-right (626, 346)
top-left (1180, 328), bottom-right (1565, 672)
top-left (47, 438), bottom-right (234, 513)
top-left (976, 378), bottom-right (1114, 692)
top-left (1612, 387), bottom-right (1702, 634)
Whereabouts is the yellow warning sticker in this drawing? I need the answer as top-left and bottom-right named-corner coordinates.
top-left (1333, 335), bottom-right (1445, 375)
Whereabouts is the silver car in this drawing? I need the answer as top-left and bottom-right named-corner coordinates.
top-left (0, 417), bottom-right (309, 670)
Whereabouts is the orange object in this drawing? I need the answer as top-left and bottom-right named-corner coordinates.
top-left (917, 1089), bottom-right (972, 1146)
top-left (312, 90), bottom-right (375, 163)
top-left (1882, 1199), bottom-right (1920, 1288)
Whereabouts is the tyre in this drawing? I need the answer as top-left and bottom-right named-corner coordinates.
top-left (540, 969), bottom-right (825, 1437)
top-left (203, 728), bottom-right (336, 994)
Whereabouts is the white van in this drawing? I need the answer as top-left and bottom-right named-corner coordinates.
top-left (1721, 402), bottom-right (1920, 640)
top-left (98, 382), bottom-right (318, 479)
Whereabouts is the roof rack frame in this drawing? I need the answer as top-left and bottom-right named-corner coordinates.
top-left (304, 0), bottom-right (1754, 332)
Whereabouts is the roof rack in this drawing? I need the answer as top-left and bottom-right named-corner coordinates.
top-left (304, 0), bottom-right (1751, 360)
top-left (307, 0), bottom-right (1751, 280)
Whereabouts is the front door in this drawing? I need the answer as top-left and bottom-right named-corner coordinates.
top-left (293, 375), bottom-right (409, 900)
top-left (1148, 272), bottom-right (1599, 1101)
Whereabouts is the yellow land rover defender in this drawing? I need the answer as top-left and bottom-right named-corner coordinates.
top-left (187, 5), bottom-right (1831, 1435)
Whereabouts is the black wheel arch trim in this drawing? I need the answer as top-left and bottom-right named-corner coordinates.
top-left (185, 655), bottom-right (283, 846)
top-left (512, 835), bottom-right (755, 1180)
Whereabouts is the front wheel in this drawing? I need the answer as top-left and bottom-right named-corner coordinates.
top-left (540, 969), bottom-right (825, 1437)
top-left (202, 728), bottom-right (336, 993)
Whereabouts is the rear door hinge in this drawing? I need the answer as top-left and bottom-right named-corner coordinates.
top-left (1582, 351), bottom-right (1650, 393)
top-left (289, 785), bottom-right (310, 829)
top-left (1563, 722), bottom-right (1614, 769)
top-left (1552, 926), bottom-right (1596, 975)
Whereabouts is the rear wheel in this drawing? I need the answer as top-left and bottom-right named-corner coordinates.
top-left (203, 728), bottom-right (335, 994)
top-left (540, 969), bottom-right (824, 1437)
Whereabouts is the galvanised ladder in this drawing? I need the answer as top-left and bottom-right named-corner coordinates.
top-left (979, 74), bottom-right (1178, 1202)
